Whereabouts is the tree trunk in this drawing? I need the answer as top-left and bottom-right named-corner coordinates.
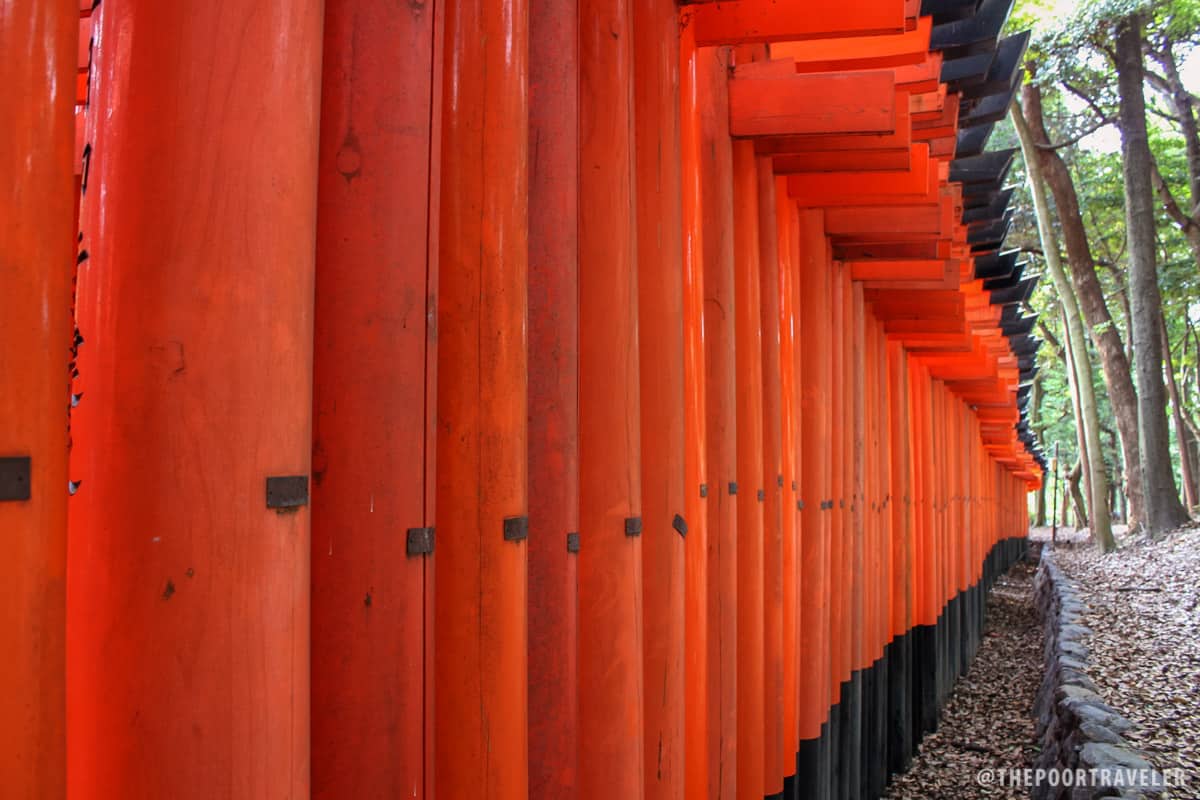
top-left (1114, 13), bottom-right (1191, 534)
top-left (1033, 375), bottom-right (1047, 526)
top-left (1155, 40), bottom-right (1200, 213)
top-left (1161, 316), bottom-right (1197, 509)
top-left (1068, 460), bottom-right (1088, 530)
top-left (1148, 158), bottom-right (1200, 268)
top-left (1060, 304), bottom-right (1097, 531)
top-left (1012, 103), bottom-right (1116, 551)
top-left (1146, 43), bottom-right (1200, 288)
top-left (1062, 465), bottom-right (1072, 529)
top-left (1184, 421), bottom-right (1200, 504)
top-left (1023, 79), bottom-right (1145, 530)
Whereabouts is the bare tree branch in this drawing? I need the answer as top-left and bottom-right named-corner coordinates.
top-left (1037, 318), bottom-right (1066, 356)
top-left (1147, 99), bottom-right (1181, 123)
top-left (1062, 80), bottom-right (1115, 123)
top-left (1149, 156), bottom-right (1200, 234)
top-left (1036, 116), bottom-right (1116, 150)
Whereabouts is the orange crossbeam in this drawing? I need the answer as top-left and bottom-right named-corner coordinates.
top-left (691, 0), bottom-right (905, 46)
top-left (729, 70), bottom-right (895, 138)
top-left (771, 16), bottom-right (932, 71)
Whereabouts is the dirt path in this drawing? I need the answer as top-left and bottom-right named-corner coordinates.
top-left (885, 559), bottom-right (1043, 799)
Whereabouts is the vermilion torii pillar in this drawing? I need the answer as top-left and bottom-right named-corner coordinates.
top-left (756, 153), bottom-right (786, 799)
top-left (633, 0), bottom-right (687, 796)
top-left (67, 2), bottom-right (322, 796)
top-left (796, 208), bottom-right (833, 796)
top-left (0, 2), bottom-right (75, 796)
top-left (578, 0), bottom-right (645, 795)
top-left (527, 0), bottom-right (580, 794)
top-left (732, 126), bottom-right (766, 800)
top-left (775, 178), bottom-right (801, 800)
top-left (434, 0), bottom-right (530, 795)
top-left (310, 0), bottom-right (440, 795)
top-left (697, 43), bottom-right (739, 800)
top-left (679, 21), bottom-right (710, 800)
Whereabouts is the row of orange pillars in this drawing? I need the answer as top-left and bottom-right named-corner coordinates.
top-left (1, 0), bottom-right (1045, 798)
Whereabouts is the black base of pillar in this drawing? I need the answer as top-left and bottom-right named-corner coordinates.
top-left (792, 535), bottom-right (1030, 800)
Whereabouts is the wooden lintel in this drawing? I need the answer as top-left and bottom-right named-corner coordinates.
top-left (828, 204), bottom-right (941, 238)
top-left (848, 258), bottom-right (948, 282)
top-left (772, 148), bottom-right (911, 173)
top-left (788, 143), bottom-right (931, 205)
top-left (729, 71), bottom-right (895, 138)
top-left (769, 16), bottom-right (931, 72)
top-left (691, 0), bottom-right (905, 46)
top-left (754, 102), bottom-right (912, 155)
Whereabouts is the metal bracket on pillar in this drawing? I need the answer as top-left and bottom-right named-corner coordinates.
top-left (673, 514), bottom-right (688, 538)
top-left (504, 516), bottom-right (529, 543)
top-left (567, 532), bottom-right (581, 553)
top-left (407, 527), bottom-right (435, 556)
top-left (625, 517), bottom-right (643, 537)
top-left (0, 456), bottom-right (31, 501)
top-left (729, 481), bottom-right (739, 495)
top-left (80, 143), bottom-right (92, 194)
top-left (699, 483), bottom-right (709, 498)
top-left (266, 475), bottom-right (308, 510)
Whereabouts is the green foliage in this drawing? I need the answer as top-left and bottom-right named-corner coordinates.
top-left (1006, 0), bottom-right (1200, 509)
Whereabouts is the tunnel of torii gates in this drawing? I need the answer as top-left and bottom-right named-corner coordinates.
top-left (1, 0), bottom-right (1048, 798)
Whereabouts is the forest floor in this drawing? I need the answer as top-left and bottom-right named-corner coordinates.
top-left (1045, 522), bottom-right (1200, 799)
top-left (885, 558), bottom-right (1044, 799)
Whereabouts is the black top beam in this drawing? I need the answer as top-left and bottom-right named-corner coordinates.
top-left (956, 123), bottom-right (997, 158)
top-left (963, 187), bottom-right (1014, 223)
top-left (961, 77), bottom-right (1023, 127)
top-left (961, 32), bottom-right (1030, 99)
top-left (973, 249), bottom-right (1020, 280)
top-left (931, 0), bottom-right (1014, 53)
top-left (951, 148), bottom-right (1017, 185)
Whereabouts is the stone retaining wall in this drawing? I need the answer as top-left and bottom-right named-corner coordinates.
top-left (1033, 548), bottom-right (1163, 799)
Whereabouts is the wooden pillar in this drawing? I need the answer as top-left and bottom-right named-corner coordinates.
top-left (732, 134), bottom-right (765, 800)
top-left (871, 315), bottom-right (892, 797)
top-left (757, 155), bottom-right (785, 799)
top-left (933, 382), bottom-right (948, 706)
top-left (887, 340), bottom-right (914, 774)
top-left (435, 0), bottom-right (529, 793)
top-left (633, 1), bottom-right (686, 795)
top-left (820, 224), bottom-right (837, 800)
top-left (698, 44), bottom-right (738, 800)
top-left (679, 23), bottom-right (710, 800)
top-left (0, 2), bottom-right (75, 796)
top-left (909, 362), bottom-right (933, 740)
top-left (311, 2), bottom-right (440, 794)
top-left (776, 179), bottom-right (800, 795)
top-left (528, 0), bottom-right (580, 792)
top-left (848, 277), bottom-right (865, 800)
top-left (796, 209), bottom-right (829, 791)
top-left (579, 0), bottom-right (645, 793)
top-left (828, 258), bottom-right (847, 799)
top-left (862, 297), bottom-right (877, 800)
top-left (68, 2), bottom-right (322, 795)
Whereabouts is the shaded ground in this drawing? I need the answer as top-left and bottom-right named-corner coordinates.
top-left (885, 559), bottom-right (1043, 799)
top-left (1029, 523), bottom-right (1131, 546)
top-left (1052, 523), bottom-right (1200, 799)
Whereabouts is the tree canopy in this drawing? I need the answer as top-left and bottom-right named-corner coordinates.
top-left (1003, 0), bottom-right (1200, 533)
